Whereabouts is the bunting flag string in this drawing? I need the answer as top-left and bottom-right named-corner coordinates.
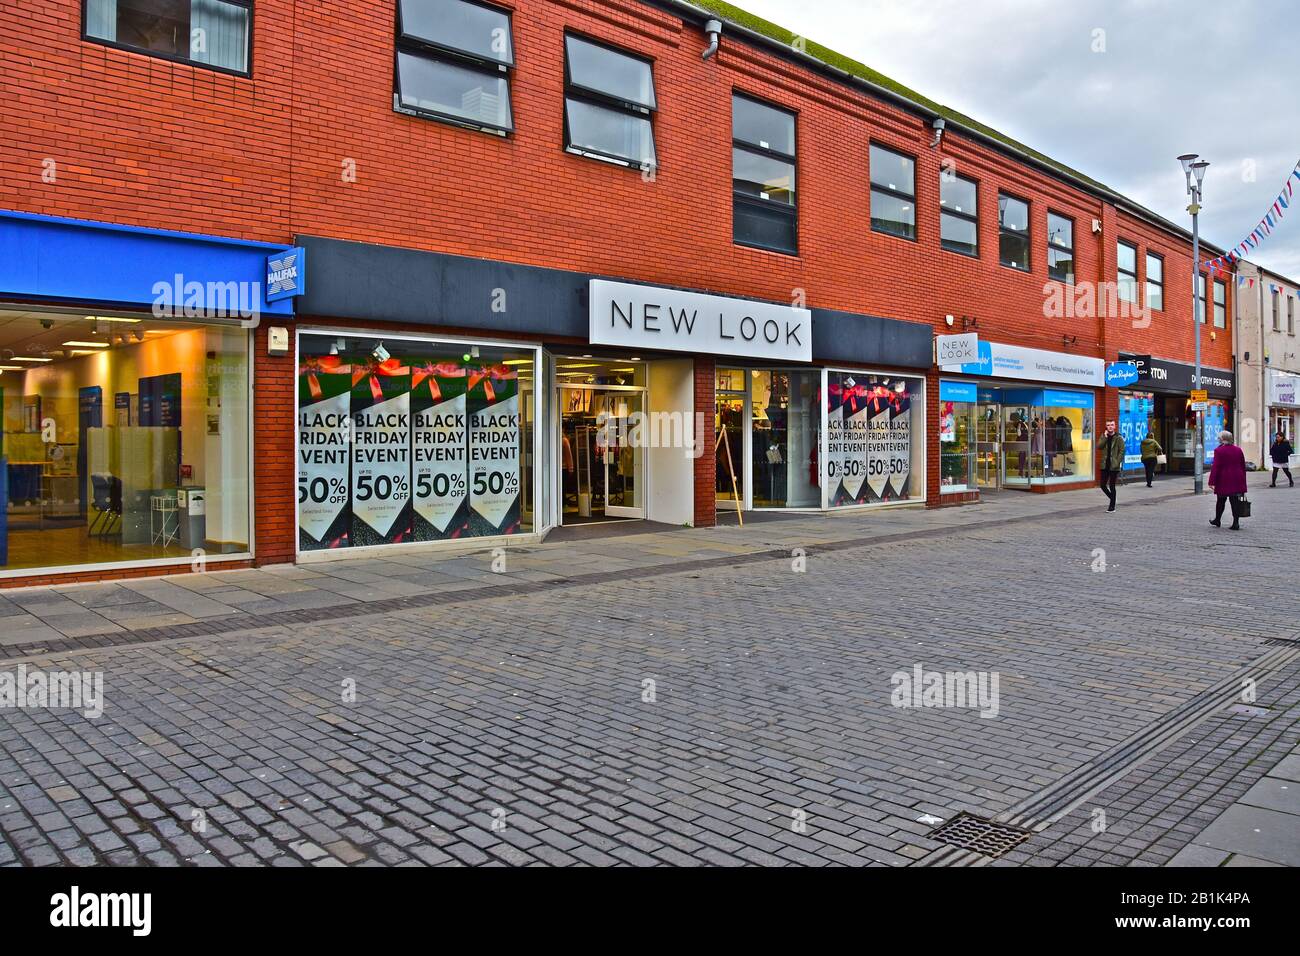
top-left (1203, 158), bottom-right (1300, 273)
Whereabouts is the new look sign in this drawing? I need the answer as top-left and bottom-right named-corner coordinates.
top-left (589, 279), bottom-right (812, 363)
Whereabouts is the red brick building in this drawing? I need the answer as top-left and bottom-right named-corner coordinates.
top-left (0, 0), bottom-right (1236, 586)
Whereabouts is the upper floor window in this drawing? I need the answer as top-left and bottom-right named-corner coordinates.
top-left (1213, 280), bottom-right (1226, 328)
top-left (998, 194), bottom-right (1029, 271)
top-left (394, 0), bottom-right (515, 134)
top-left (869, 144), bottom-right (916, 240)
top-left (732, 94), bottom-right (797, 255)
top-left (939, 174), bottom-right (978, 257)
top-left (85, 0), bottom-right (250, 74)
top-left (563, 34), bottom-right (656, 170)
top-left (1273, 289), bottom-right (1281, 331)
top-left (1145, 253), bottom-right (1164, 311)
top-left (1117, 240), bottom-right (1138, 304)
top-left (1046, 212), bottom-right (1074, 284)
top-left (1290, 296), bottom-right (1296, 336)
top-left (1198, 274), bottom-right (1208, 324)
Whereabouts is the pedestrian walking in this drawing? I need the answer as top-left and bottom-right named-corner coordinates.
top-left (1269, 433), bottom-right (1294, 487)
top-left (1098, 419), bottom-right (1124, 512)
top-left (1208, 430), bottom-right (1248, 530)
top-left (1140, 430), bottom-right (1163, 487)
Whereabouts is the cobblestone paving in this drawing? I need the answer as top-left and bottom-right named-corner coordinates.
top-left (1, 478), bottom-right (1296, 866)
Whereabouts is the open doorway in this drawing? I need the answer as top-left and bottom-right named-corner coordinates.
top-left (556, 358), bottom-right (646, 524)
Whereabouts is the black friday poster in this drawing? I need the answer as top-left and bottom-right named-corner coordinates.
top-left (350, 357), bottom-right (413, 546)
top-left (410, 362), bottom-right (470, 540)
top-left (467, 366), bottom-right (522, 536)
top-left (298, 357), bottom-right (352, 551)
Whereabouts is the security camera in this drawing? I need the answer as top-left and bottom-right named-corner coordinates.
top-left (944, 314), bottom-right (955, 327)
top-left (372, 342), bottom-right (390, 363)
top-left (41, 319), bottom-right (53, 330)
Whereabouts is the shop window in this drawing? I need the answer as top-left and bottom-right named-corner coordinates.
top-left (1117, 240), bottom-right (1138, 304)
top-left (0, 310), bottom-right (250, 576)
top-left (825, 371), bottom-right (924, 506)
top-left (939, 174), bottom-right (978, 257)
top-left (732, 94), bottom-right (797, 255)
top-left (749, 370), bottom-right (818, 508)
top-left (938, 382), bottom-right (977, 492)
top-left (563, 34), bottom-right (657, 170)
top-left (1046, 212), bottom-right (1074, 284)
top-left (998, 193), bottom-right (1030, 271)
top-left (1000, 388), bottom-right (1094, 488)
top-left (84, 0), bottom-right (251, 74)
top-left (394, 0), bottom-right (515, 134)
top-left (1146, 252), bottom-right (1164, 311)
top-left (870, 144), bottom-right (916, 240)
top-left (1213, 279), bottom-right (1226, 329)
top-left (297, 333), bottom-right (535, 551)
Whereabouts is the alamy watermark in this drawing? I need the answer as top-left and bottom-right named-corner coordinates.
top-left (890, 663), bottom-right (1000, 718)
top-left (152, 273), bottom-right (261, 328)
top-left (0, 664), bottom-right (104, 719)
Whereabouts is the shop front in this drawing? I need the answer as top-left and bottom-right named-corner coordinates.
top-left (0, 209), bottom-right (297, 584)
top-left (1117, 353), bottom-right (1235, 476)
top-left (290, 237), bottom-right (933, 559)
top-left (939, 341), bottom-right (1104, 493)
top-left (1266, 369), bottom-right (1300, 465)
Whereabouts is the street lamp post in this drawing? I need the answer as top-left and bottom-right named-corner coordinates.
top-left (1179, 154), bottom-right (1210, 495)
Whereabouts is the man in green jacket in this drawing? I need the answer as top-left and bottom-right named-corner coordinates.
top-left (1140, 431), bottom-right (1163, 488)
top-left (1098, 420), bottom-right (1125, 512)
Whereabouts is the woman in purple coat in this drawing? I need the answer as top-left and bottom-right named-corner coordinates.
top-left (1208, 430), bottom-right (1248, 530)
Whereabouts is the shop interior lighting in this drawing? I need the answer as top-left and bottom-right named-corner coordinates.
top-left (62, 341), bottom-right (109, 348)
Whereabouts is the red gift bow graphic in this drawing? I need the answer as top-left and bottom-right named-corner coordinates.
top-left (410, 362), bottom-right (466, 402)
top-left (351, 356), bottom-right (409, 402)
top-left (466, 363), bottom-right (516, 403)
top-left (298, 354), bottom-right (351, 401)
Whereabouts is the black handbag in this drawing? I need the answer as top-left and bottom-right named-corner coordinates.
top-left (1232, 495), bottom-right (1251, 519)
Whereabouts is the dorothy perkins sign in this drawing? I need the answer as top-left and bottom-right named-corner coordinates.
top-left (589, 279), bottom-right (812, 362)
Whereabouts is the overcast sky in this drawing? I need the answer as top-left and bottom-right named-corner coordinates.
top-left (737, 0), bottom-right (1300, 281)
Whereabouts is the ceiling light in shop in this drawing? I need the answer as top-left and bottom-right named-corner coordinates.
top-left (503, 359), bottom-right (533, 366)
top-left (11, 356), bottom-right (52, 363)
top-left (85, 316), bottom-right (141, 323)
top-left (0, 365), bottom-right (23, 371)
top-left (67, 350), bottom-right (99, 357)
top-left (62, 341), bottom-right (109, 348)
top-left (559, 363), bottom-right (599, 369)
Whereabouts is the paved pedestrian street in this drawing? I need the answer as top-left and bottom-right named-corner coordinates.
top-left (1, 476), bottom-right (1297, 867)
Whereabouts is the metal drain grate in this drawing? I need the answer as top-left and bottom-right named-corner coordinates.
top-left (1262, 637), bottom-right (1300, 648)
top-left (927, 813), bottom-right (1033, 859)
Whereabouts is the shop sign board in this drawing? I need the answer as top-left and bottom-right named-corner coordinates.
top-left (589, 279), bottom-right (811, 363)
top-left (1105, 362), bottom-right (1140, 388)
top-left (941, 340), bottom-right (1104, 387)
top-left (935, 333), bottom-right (979, 366)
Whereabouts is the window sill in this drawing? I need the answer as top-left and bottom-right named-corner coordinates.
top-left (734, 239), bottom-right (800, 258)
top-left (564, 145), bottom-right (654, 173)
top-left (83, 35), bottom-right (251, 78)
top-left (394, 102), bottom-right (511, 137)
top-left (871, 227), bottom-right (918, 243)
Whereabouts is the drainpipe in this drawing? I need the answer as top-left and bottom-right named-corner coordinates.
top-left (701, 18), bottom-right (722, 60)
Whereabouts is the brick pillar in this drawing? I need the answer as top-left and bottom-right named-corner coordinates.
top-left (253, 320), bottom-right (297, 565)
top-left (693, 357), bottom-right (716, 528)
top-left (924, 369), bottom-right (942, 507)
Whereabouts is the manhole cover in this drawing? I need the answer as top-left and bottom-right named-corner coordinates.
top-left (927, 813), bottom-right (1032, 859)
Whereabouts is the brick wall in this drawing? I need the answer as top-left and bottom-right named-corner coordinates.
top-left (0, 0), bottom-right (1239, 574)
